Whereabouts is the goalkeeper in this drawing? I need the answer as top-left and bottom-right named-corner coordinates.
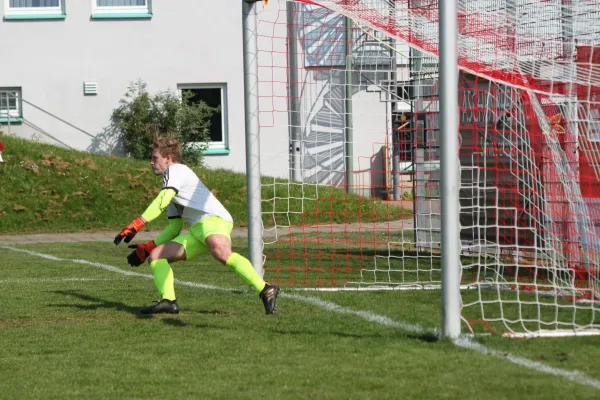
top-left (114, 136), bottom-right (279, 315)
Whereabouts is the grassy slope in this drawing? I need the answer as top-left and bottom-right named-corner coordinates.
top-left (0, 133), bottom-right (406, 234)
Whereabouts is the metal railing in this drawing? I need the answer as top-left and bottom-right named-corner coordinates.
top-left (0, 91), bottom-right (100, 150)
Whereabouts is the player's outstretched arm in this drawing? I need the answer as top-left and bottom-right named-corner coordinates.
top-left (114, 217), bottom-right (146, 245)
top-left (153, 218), bottom-right (184, 246)
top-left (113, 188), bottom-right (177, 246)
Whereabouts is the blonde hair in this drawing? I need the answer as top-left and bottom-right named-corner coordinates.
top-left (153, 135), bottom-right (183, 163)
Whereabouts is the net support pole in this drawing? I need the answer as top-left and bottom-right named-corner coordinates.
top-left (439, 0), bottom-right (461, 339)
top-left (390, 48), bottom-right (401, 201)
top-left (287, 1), bottom-right (302, 182)
top-left (345, 17), bottom-right (354, 193)
top-left (243, 0), bottom-right (264, 277)
top-left (390, 0), bottom-right (401, 201)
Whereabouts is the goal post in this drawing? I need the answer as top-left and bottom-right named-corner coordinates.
top-left (242, 0), bottom-right (264, 277)
top-left (438, 0), bottom-right (461, 339)
top-left (242, 0), bottom-right (600, 338)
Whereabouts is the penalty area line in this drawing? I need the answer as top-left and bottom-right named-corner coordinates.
top-left (2, 245), bottom-right (600, 390)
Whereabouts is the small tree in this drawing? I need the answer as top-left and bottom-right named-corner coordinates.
top-left (111, 80), bottom-right (217, 165)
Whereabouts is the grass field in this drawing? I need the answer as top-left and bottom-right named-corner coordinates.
top-left (1, 134), bottom-right (600, 398)
top-left (1, 241), bottom-right (600, 399)
top-left (263, 231), bottom-right (600, 336)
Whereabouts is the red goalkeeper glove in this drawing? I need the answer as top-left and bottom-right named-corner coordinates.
top-left (126, 241), bottom-right (157, 267)
top-left (114, 217), bottom-right (146, 245)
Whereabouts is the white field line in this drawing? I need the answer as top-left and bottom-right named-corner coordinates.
top-left (2, 245), bottom-right (600, 390)
top-left (0, 278), bottom-right (120, 284)
top-left (453, 338), bottom-right (600, 389)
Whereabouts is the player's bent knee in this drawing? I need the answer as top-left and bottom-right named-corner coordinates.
top-left (147, 242), bottom-right (186, 264)
top-left (210, 245), bottom-right (231, 264)
top-left (147, 246), bottom-right (163, 264)
top-left (205, 235), bottom-right (232, 264)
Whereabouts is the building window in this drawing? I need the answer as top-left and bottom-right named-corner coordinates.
top-left (180, 84), bottom-right (229, 153)
top-left (92, 0), bottom-right (151, 17)
top-left (5, 0), bottom-right (65, 17)
top-left (0, 88), bottom-right (22, 121)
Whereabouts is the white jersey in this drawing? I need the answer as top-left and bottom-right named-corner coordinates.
top-left (162, 163), bottom-right (233, 226)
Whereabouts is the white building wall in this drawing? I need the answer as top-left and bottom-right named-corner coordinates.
top-left (0, 0), bottom-right (249, 172)
top-left (255, 2), bottom-right (291, 180)
top-left (352, 90), bottom-right (389, 197)
top-left (0, 0), bottom-right (392, 194)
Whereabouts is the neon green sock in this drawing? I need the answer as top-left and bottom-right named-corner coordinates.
top-left (149, 259), bottom-right (176, 301)
top-left (225, 253), bottom-right (266, 292)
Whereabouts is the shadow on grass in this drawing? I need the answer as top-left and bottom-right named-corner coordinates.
top-left (407, 332), bottom-right (439, 343)
top-left (49, 290), bottom-right (234, 330)
top-left (272, 329), bottom-right (439, 343)
top-left (50, 290), bottom-right (182, 323)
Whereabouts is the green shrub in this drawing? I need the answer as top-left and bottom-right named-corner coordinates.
top-left (111, 80), bottom-right (217, 165)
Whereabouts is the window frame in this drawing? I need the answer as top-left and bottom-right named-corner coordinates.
top-left (0, 86), bottom-right (23, 118)
top-left (4, 0), bottom-right (65, 17)
top-left (0, 87), bottom-right (23, 122)
top-left (178, 83), bottom-right (229, 154)
top-left (91, 0), bottom-right (151, 16)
